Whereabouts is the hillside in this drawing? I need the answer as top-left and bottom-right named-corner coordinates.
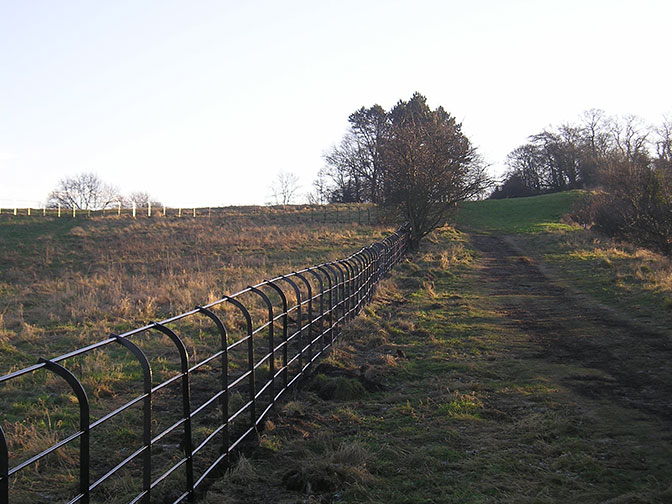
top-left (203, 193), bottom-right (672, 503)
top-left (3, 196), bottom-right (672, 503)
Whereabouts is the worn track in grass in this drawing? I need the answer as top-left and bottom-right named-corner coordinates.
top-left (471, 234), bottom-right (672, 422)
top-left (204, 228), bottom-right (672, 503)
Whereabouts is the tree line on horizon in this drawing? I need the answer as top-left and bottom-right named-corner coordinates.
top-left (494, 110), bottom-right (672, 256)
top-left (493, 110), bottom-right (671, 198)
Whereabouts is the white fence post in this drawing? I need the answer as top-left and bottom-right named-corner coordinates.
top-left (132, 202), bottom-right (137, 219)
top-left (148, 202), bottom-right (151, 218)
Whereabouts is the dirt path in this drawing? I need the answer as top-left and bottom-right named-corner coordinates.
top-left (204, 229), bottom-right (672, 503)
top-left (470, 233), bottom-right (672, 422)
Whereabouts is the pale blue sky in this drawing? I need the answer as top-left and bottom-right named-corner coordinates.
top-left (1, 0), bottom-right (670, 207)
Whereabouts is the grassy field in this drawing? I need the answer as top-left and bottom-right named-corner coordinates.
top-left (0, 205), bottom-right (392, 502)
top-left (459, 190), bottom-right (672, 334)
top-left (456, 190), bottom-right (584, 234)
top-left (3, 195), bottom-right (672, 503)
top-left (202, 193), bottom-right (672, 503)
top-left (0, 207), bottom-right (388, 370)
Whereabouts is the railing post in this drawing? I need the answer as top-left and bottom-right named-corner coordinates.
top-left (263, 282), bottom-right (289, 390)
top-left (150, 322), bottom-right (194, 501)
top-left (280, 276), bottom-right (304, 375)
top-left (113, 335), bottom-right (152, 503)
top-left (306, 268), bottom-right (326, 353)
top-left (338, 260), bottom-right (355, 321)
top-left (293, 272), bottom-right (314, 365)
top-left (1, 426), bottom-right (7, 504)
top-left (318, 265), bottom-right (336, 346)
top-left (223, 298), bottom-right (255, 426)
top-left (350, 254), bottom-right (365, 313)
top-left (195, 307), bottom-right (229, 462)
top-left (329, 262), bottom-right (346, 328)
top-left (248, 288), bottom-right (275, 409)
top-left (37, 358), bottom-right (90, 504)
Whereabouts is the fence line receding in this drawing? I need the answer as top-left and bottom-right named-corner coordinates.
top-left (0, 225), bottom-right (410, 504)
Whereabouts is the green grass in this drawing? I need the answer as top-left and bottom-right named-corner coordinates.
top-left (456, 190), bottom-right (585, 234)
top-left (203, 192), bottom-right (672, 503)
top-left (459, 191), bottom-right (672, 333)
top-left (5, 194), bottom-right (672, 503)
top-left (203, 224), bottom-right (672, 503)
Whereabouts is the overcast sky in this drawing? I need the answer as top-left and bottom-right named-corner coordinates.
top-left (1, 0), bottom-right (670, 207)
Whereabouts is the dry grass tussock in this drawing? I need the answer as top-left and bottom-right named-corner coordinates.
top-left (559, 231), bottom-right (672, 300)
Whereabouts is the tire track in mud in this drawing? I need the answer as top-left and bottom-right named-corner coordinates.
top-left (470, 233), bottom-right (672, 422)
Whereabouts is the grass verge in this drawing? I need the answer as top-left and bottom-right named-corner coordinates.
top-left (204, 223), bottom-right (672, 503)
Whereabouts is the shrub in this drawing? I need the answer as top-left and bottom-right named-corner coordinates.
top-left (590, 164), bottom-right (672, 256)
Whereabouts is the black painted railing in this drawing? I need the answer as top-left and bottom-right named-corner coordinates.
top-left (0, 225), bottom-right (409, 503)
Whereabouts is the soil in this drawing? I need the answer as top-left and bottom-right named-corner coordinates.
top-left (470, 233), bottom-right (672, 422)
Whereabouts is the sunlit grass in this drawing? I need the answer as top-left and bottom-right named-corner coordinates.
top-left (456, 190), bottom-right (585, 234)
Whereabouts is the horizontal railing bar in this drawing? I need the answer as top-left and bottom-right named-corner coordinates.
top-left (254, 380), bottom-right (272, 400)
top-left (172, 490), bottom-right (191, 504)
top-left (66, 492), bottom-right (85, 504)
top-left (8, 429), bottom-right (83, 476)
top-left (227, 425), bottom-right (255, 453)
top-left (127, 490), bottom-right (150, 504)
top-left (89, 393), bottom-right (147, 430)
top-left (151, 417), bottom-right (186, 445)
top-left (189, 349), bottom-right (225, 374)
top-left (190, 390), bottom-right (225, 420)
top-left (151, 372), bottom-right (184, 394)
top-left (192, 424), bottom-right (226, 457)
top-left (150, 456), bottom-right (188, 490)
top-left (273, 385), bottom-right (288, 403)
top-left (228, 400), bottom-right (253, 424)
top-left (228, 370), bottom-right (252, 390)
top-left (255, 402), bottom-right (274, 426)
top-left (89, 445), bottom-right (148, 491)
top-left (227, 336), bottom-right (250, 351)
top-left (287, 373), bottom-right (302, 389)
top-left (253, 353), bottom-right (273, 370)
top-left (193, 451), bottom-right (228, 489)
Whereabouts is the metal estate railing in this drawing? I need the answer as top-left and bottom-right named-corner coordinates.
top-left (0, 225), bottom-right (410, 504)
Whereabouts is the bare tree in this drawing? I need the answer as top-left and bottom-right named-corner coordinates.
top-left (323, 104), bottom-right (388, 203)
top-left (307, 169), bottom-right (330, 205)
top-left (505, 144), bottom-right (546, 194)
top-left (269, 171), bottom-right (301, 205)
top-left (47, 173), bottom-right (119, 210)
top-left (654, 117), bottom-right (672, 172)
top-left (608, 115), bottom-right (650, 165)
top-left (125, 191), bottom-right (162, 208)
